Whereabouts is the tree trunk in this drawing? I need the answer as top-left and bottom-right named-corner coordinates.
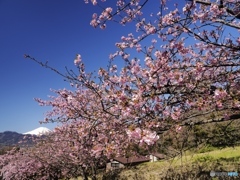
top-left (81, 167), bottom-right (88, 180)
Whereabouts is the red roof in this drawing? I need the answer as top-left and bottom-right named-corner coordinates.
top-left (113, 156), bottom-right (150, 164)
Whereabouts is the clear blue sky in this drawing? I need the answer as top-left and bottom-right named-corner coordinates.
top-left (0, 0), bottom-right (178, 133)
top-left (0, 0), bottom-right (126, 133)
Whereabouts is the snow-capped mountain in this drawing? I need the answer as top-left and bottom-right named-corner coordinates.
top-left (23, 127), bottom-right (51, 136)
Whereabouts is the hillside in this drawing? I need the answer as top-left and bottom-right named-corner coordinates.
top-left (87, 146), bottom-right (240, 180)
top-left (0, 131), bottom-right (33, 147)
top-left (0, 127), bottom-right (51, 148)
top-left (110, 146), bottom-right (240, 179)
top-left (71, 119), bottom-right (240, 180)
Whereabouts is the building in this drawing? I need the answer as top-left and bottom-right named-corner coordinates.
top-left (106, 153), bottom-right (165, 171)
top-left (149, 152), bottom-right (166, 162)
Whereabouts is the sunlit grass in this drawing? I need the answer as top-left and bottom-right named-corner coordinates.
top-left (118, 146), bottom-right (240, 179)
top-left (73, 146), bottom-right (240, 179)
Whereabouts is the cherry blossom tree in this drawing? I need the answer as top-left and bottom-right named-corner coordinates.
top-left (1, 0), bottom-right (240, 179)
top-left (1, 123), bottom-right (109, 180)
top-left (32, 0), bottom-right (239, 138)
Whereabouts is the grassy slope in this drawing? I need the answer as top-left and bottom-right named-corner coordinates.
top-left (74, 146), bottom-right (240, 179)
top-left (106, 146), bottom-right (240, 180)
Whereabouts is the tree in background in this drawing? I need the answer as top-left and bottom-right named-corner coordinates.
top-left (1, 0), bottom-right (240, 179)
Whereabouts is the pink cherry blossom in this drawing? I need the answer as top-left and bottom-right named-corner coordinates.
top-left (74, 54), bottom-right (81, 65)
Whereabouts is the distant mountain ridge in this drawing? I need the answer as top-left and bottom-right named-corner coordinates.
top-left (0, 127), bottom-right (52, 147)
top-left (0, 131), bottom-right (32, 147)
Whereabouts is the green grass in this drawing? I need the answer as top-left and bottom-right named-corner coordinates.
top-left (115, 146), bottom-right (240, 180)
top-left (193, 146), bottom-right (240, 162)
top-left (75, 146), bottom-right (240, 179)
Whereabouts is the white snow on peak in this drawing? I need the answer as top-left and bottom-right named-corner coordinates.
top-left (23, 127), bottom-right (51, 136)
